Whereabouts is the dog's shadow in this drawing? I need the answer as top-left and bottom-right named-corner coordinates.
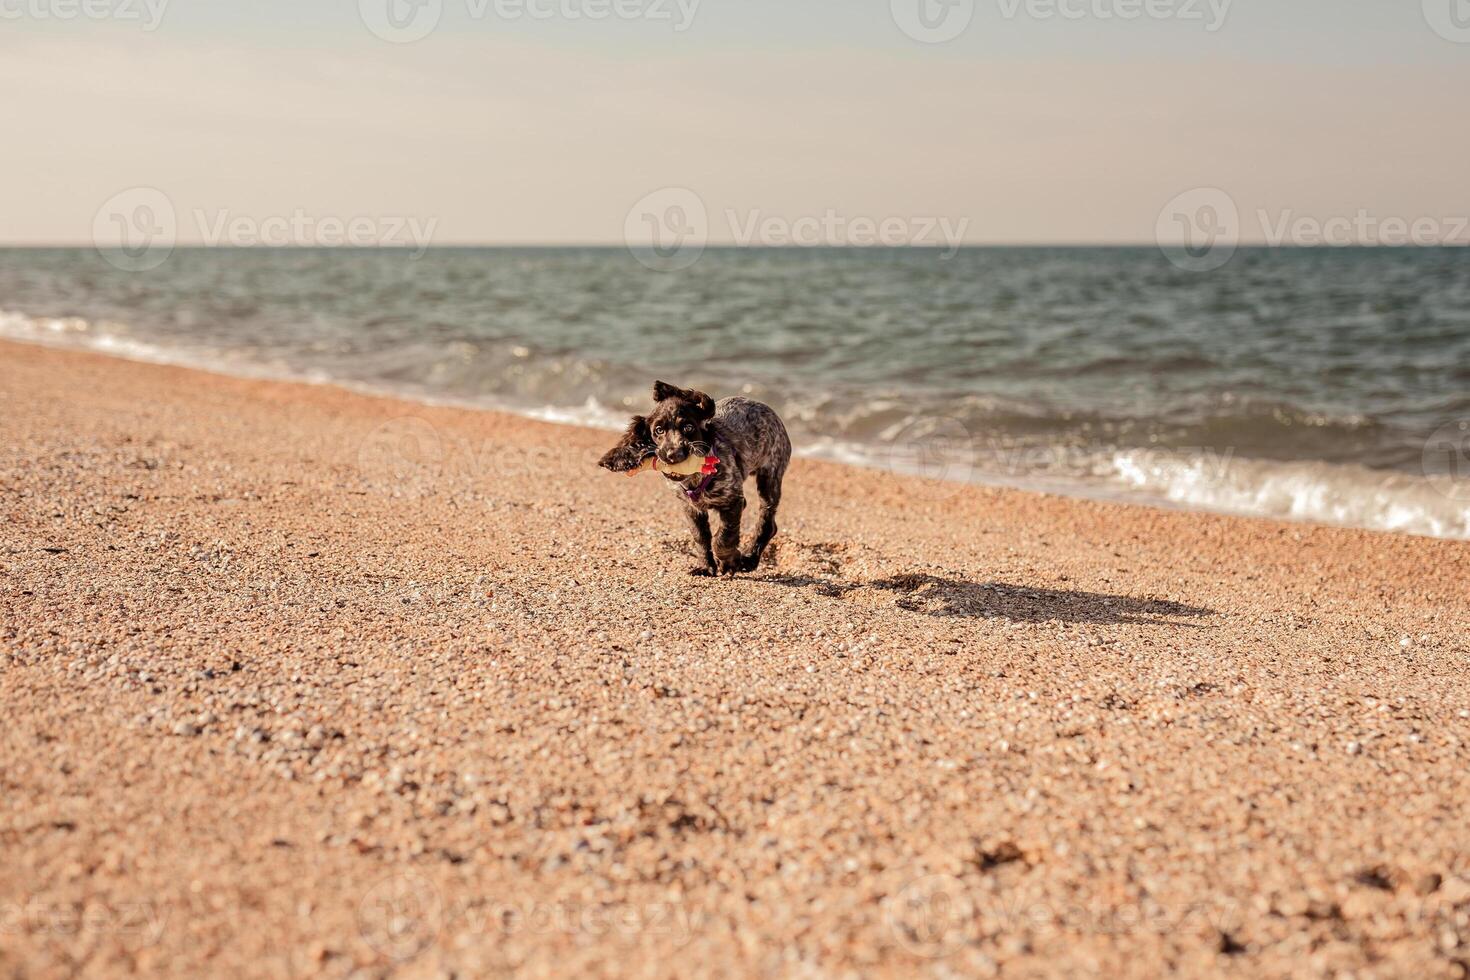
top-left (759, 571), bottom-right (1214, 627)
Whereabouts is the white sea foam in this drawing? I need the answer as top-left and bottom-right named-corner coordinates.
top-left (1106, 448), bottom-right (1470, 540)
top-left (0, 309), bottom-right (270, 377)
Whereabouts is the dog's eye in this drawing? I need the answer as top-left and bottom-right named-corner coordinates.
top-left (681, 424), bottom-right (694, 436)
top-left (653, 425), bottom-right (665, 435)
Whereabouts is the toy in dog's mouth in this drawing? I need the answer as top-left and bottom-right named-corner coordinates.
top-left (625, 454), bottom-right (719, 478)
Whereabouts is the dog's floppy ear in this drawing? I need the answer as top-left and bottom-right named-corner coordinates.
top-left (598, 415), bottom-right (653, 472)
top-left (652, 380), bottom-right (715, 420)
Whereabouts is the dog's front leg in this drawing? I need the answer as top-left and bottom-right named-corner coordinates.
top-left (712, 495), bottom-right (745, 576)
top-left (686, 507), bottom-right (716, 576)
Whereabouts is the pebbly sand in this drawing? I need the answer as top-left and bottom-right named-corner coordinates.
top-left (2, 338), bottom-right (1469, 978)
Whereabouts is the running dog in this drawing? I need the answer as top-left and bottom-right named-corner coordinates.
top-left (599, 381), bottom-right (791, 576)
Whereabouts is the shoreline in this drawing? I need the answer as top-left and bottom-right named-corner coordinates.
top-left (2, 324), bottom-right (1465, 543)
top-left (3, 339), bottom-right (1469, 976)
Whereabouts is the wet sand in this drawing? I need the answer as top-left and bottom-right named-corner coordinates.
top-left (2, 339), bottom-right (1468, 978)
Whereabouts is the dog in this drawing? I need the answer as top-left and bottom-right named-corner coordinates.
top-left (599, 381), bottom-right (791, 577)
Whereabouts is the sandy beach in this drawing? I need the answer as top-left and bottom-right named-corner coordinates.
top-left (2, 338), bottom-right (1468, 977)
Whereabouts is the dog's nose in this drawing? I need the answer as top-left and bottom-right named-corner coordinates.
top-left (661, 448), bottom-right (689, 464)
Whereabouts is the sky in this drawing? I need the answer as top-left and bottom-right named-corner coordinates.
top-left (2, 0), bottom-right (1468, 246)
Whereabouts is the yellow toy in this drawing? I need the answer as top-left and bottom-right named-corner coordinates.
top-left (627, 454), bottom-right (720, 478)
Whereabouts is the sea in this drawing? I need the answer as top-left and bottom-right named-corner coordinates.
top-left (2, 246), bottom-right (1467, 539)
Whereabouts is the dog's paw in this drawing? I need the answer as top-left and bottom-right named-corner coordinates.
top-left (688, 564), bottom-right (716, 577)
top-left (736, 551), bottom-right (763, 573)
top-left (714, 556), bottom-right (741, 577)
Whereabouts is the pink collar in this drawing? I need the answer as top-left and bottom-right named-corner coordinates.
top-left (684, 467), bottom-right (718, 503)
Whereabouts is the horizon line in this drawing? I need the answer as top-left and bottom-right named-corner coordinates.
top-left (4, 242), bottom-right (1469, 251)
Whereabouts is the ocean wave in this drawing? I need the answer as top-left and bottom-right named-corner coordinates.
top-left (800, 431), bottom-right (1469, 540)
top-left (3, 307), bottom-right (1466, 541)
top-left (0, 309), bottom-right (195, 368)
top-left (1107, 449), bottom-right (1470, 540)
